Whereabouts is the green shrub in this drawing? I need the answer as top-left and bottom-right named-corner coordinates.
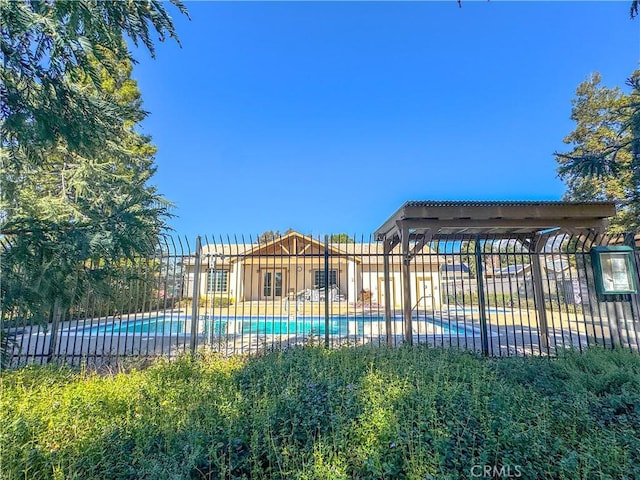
top-left (177, 296), bottom-right (235, 309)
top-left (200, 295), bottom-right (235, 308)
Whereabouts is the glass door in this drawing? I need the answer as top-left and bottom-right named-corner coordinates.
top-left (263, 270), bottom-right (284, 298)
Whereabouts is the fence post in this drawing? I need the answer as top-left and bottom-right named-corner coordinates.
top-left (474, 240), bottom-right (490, 356)
top-left (324, 235), bottom-right (330, 348)
top-left (625, 233), bottom-right (640, 345)
top-left (46, 298), bottom-right (63, 363)
top-left (190, 236), bottom-right (202, 356)
top-left (383, 239), bottom-right (393, 346)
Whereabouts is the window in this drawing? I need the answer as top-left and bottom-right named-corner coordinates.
top-left (207, 270), bottom-right (228, 293)
top-left (314, 270), bottom-right (337, 288)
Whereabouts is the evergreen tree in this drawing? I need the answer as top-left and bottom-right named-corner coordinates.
top-left (0, 0), bottom-right (187, 166)
top-left (330, 233), bottom-right (355, 243)
top-left (555, 71), bottom-right (640, 233)
top-left (1, 56), bottom-right (170, 323)
top-left (0, 1), bottom-right (187, 361)
top-left (257, 229), bottom-right (295, 243)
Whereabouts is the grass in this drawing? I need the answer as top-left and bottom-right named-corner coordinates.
top-left (2, 347), bottom-right (639, 479)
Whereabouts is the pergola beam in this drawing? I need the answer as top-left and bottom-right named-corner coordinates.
top-left (392, 218), bottom-right (610, 232)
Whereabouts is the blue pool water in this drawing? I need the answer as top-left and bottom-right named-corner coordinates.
top-left (241, 317), bottom-right (347, 336)
top-left (416, 316), bottom-right (482, 336)
top-left (78, 316), bottom-right (188, 336)
top-left (71, 314), bottom-right (479, 337)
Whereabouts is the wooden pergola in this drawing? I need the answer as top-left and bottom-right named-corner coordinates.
top-left (374, 200), bottom-right (617, 352)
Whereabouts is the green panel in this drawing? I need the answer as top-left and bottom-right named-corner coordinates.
top-left (590, 246), bottom-right (638, 295)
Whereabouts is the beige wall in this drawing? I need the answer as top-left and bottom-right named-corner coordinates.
top-left (240, 259), bottom-right (352, 301)
top-left (360, 265), bottom-right (441, 309)
top-left (184, 254), bottom-right (441, 307)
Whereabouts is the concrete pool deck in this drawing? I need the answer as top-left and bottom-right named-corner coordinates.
top-left (9, 299), bottom-right (637, 367)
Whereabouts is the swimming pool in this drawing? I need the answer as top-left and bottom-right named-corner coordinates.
top-left (72, 315), bottom-right (368, 336)
top-left (69, 314), bottom-right (480, 337)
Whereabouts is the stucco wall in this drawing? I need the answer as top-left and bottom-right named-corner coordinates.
top-left (360, 265), bottom-right (440, 309)
top-left (184, 254), bottom-right (441, 307)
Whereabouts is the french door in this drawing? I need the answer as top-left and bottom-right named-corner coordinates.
top-left (263, 270), bottom-right (285, 299)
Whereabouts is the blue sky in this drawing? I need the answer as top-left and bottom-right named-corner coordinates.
top-left (130, 1), bottom-right (639, 239)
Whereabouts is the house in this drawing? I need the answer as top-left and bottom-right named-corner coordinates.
top-left (183, 231), bottom-right (445, 309)
top-left (542, 256), bottom-right (574, 280)
top-left (488, 264), bottom-right (532, 278)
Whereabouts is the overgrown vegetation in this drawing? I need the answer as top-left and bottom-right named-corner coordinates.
top-left (2, 347), bottom-right (639, 479)
top-left (0, 0), bottom-right (187, 367)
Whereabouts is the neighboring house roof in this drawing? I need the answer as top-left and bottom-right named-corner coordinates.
top-left (441, 263), bottom-right (472, 274)
top-left (492, 264), bottom-right (531, 276)
top-left (544, 256), bottom-right (571, 273)
top-left (607, 233), bottom-right (640, 248)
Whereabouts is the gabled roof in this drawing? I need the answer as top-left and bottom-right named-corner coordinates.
top-left (240, 231), bottom-right (353, 258)
top-left (184, 231), bottom-right (447, 266)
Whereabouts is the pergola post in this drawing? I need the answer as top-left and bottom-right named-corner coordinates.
top-left (530, 234), bottom-right (550, 353)
top-left (401, 223), bottom-right (413, 345)
top-left (474, 239), bottom-right (490, 356)
top-left (383, 238), bottom-right (393, 346)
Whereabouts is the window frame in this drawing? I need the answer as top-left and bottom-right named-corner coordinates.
top-left (206, 269), bottom-right (229, 293)
top-left (314, 269), bottom-right (338, 288)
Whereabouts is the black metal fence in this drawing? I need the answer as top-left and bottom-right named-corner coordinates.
top-left (3, 231), bottom-right (639, 367)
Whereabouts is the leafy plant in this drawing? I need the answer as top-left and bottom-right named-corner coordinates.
top-left (2, 347), bottom-right (640, 479)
